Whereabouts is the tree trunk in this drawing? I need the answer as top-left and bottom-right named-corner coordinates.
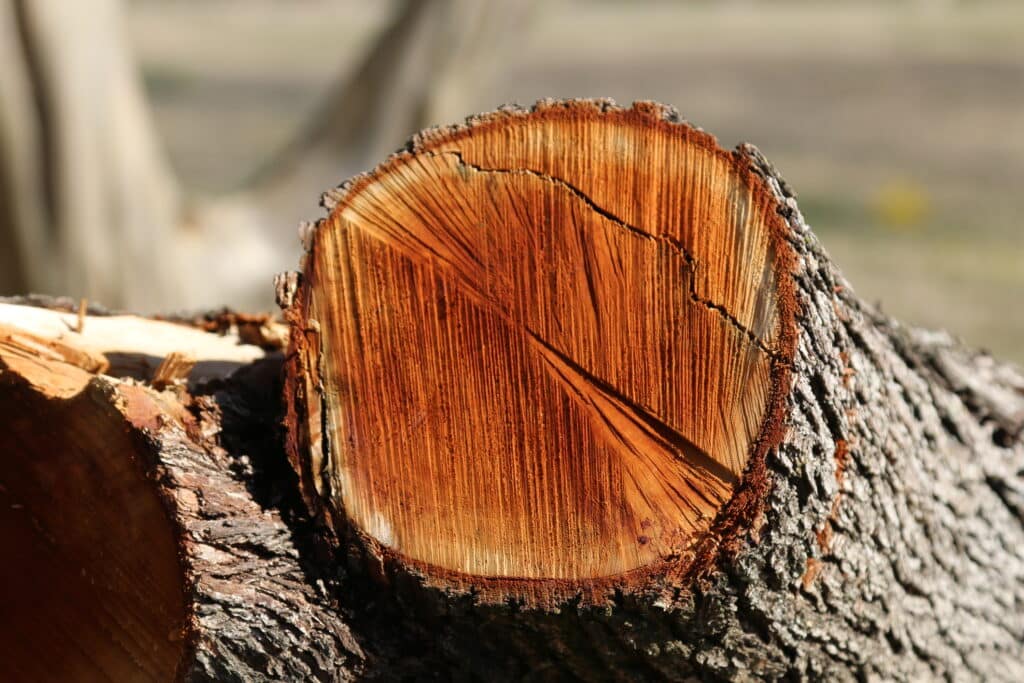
top-left (3, 101), bottom-right (1024, 682)
top-left (0, 0), bottom-right (180, 309)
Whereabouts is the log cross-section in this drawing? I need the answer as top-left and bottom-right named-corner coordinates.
top-left (285, 100), bottom-right (797, 604)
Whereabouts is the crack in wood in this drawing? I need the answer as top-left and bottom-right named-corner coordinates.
top-left (428, 149), bottom-right (783, 364)
top-left (525, 326), bottom-right (738, 491)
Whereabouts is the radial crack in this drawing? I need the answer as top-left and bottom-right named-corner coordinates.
top-left (526, 326), bottom-right (738, 488)
top-left (427, 149), bottom-right (782, 363)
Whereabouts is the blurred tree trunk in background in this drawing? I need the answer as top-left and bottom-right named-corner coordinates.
top-left (0, 0), bottom-right (533, 311)
top-left (252, 0), bottom-right (534, 201)
top-left (0, 0), bottom-right (178, 310)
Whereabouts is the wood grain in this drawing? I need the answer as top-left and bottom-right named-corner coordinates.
top-left (0, 336), bottom-right (188, 682)
top-left (292, 100), bottom-right (797, 594)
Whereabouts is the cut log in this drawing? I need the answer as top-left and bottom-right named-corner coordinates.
top-left (282, 100), bottom-right (1024, 680)
top-left (3, 100), bottom-right (1024, 681)
top-left (283, 100), bottom-right (797, 605)
top-left (0, 301), bottom-right (360, 682)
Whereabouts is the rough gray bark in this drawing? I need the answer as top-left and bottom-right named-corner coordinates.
top-left (145, 360), bottom-right (365, 682)
top-left (688, 147), bottom-right (1024, 681)
top-left (3, 105), bottom-right (1024, 681)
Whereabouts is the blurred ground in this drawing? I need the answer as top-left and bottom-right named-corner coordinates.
top-left (128, 0), bottom-right (1023, 362)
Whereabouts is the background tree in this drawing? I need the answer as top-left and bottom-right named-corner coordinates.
top-left (0, 0), bottom-right (531, 311)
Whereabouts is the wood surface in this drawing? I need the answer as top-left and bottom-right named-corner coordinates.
top-left (286, 100), bottom-right (797, 601)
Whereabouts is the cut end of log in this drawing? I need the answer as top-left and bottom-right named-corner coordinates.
top-left (0, 335), bottom-right (190, 681)
top-left (286, 100), bottom-right (797, 604)
top-left (0, 304), bottom-right (283, 679)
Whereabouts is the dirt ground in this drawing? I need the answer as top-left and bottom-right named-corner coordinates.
top-left (128, 0), bottom-right (1024, 362)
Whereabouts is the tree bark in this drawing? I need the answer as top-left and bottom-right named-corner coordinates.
top-left (3, 101), bottom-right (1024, 681)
